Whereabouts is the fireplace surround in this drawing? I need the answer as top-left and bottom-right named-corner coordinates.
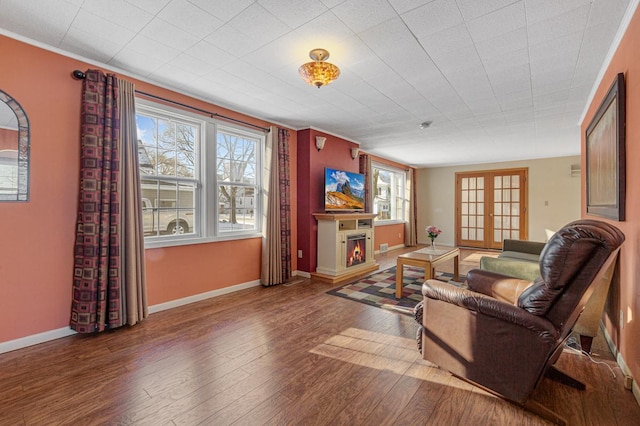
top-left (312, 213), bottom-right (378, 284)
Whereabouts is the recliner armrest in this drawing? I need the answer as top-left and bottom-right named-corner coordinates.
top-left (421, 279), bottom-right (558, 340)
top-left (466, 269), bottom-right (534, 304)
top-left (503, 239), bottom-right (546, 255)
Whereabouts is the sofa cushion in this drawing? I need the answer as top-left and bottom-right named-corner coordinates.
top-left (480, 256), bottom-right (540, 281)
top-left (499, 251), bottom-right (540, 263)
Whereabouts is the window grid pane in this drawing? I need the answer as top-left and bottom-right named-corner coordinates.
top-left (373, 164), bottom-right (405, 222)
top-left (217, 129), bottom-right (259, 232)
top-left (141, 179), bottom-right (197, 236)
top-left (218, 185), bottom-right (256, 232)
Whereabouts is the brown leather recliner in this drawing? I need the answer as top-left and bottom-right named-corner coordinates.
top-left (414, 220), bottom-right (624, 425)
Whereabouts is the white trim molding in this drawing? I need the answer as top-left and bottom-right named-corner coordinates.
top-left (294, 270), bottom-right (311, 278)
top-left (148, 279), bottom-right (261, 314)
top-left (0, 327), bottom-right (77, 355)
top-left (601, 323), bottom-right (640, 408)
top-left (375, 243), bottom-right (405, 255)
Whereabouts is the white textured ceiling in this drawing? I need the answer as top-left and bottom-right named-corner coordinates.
top-left (0, 0), bottom-right (634, 167)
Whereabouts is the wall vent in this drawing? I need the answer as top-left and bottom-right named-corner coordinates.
top-left (380, 243), bottom-right (389, 252)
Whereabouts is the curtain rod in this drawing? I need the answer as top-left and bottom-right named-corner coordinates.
top-left (71, 70), bottom-right (270, 133)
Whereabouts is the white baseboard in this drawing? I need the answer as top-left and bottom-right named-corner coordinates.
top-left (375, 243), bottom-right (405, 255)
top-left (148, 279), bottom-right (261, 314)
top-left (294, 270), bottom-right (311, 278)
top-left (0, 278), bottom-right (263, 354)
top-left (0, 327), bottom-right (77, 355)
top-left (601, 324), bottom-right (640, 407)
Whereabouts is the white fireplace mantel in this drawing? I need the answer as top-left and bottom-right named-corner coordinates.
top-left (312, 213), bottom-right (378, 284)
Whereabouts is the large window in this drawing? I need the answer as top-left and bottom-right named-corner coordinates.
top-left (136, 101), bottom-right (263, 247)
top-left (372, 164), bottom-right (405, 222)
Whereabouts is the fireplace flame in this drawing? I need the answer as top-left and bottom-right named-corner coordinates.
top-left (347, 239), bottom-right (365, 267)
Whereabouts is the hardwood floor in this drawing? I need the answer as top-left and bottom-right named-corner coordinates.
top-left (1, 246), bottom-right (638, 425)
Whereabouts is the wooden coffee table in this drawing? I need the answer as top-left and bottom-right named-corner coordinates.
top-left (396, 246), bottom-right (460, 298)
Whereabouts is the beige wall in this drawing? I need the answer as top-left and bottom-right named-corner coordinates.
top-left (416, 156), bottom-right (581, 246)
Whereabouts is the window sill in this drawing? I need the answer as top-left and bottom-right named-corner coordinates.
top-left (144, 232), bottom-right (262, 249)
top-left (374, 220), bottom-right (405, 226)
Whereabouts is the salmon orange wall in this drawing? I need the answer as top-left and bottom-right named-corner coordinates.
top-left (0, 35), bottom-right (297, 343)
top-left (374, 224), bottom-right (405, 250)
top-left (581, 6), bottom-right (640, 383)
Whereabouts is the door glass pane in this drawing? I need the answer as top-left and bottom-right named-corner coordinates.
top-left (458, 171), bottom-right (525, 249)
top-left (511, 230), bottom-right (519, 239)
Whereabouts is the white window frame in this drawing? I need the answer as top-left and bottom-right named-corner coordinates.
top-left (372, 163), bottom-right (406, 225)
top-left (136, 99), bottom-right (264, 249)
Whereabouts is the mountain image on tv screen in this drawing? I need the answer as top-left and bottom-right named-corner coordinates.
top-left (325, 168), bottom-right (365, 211)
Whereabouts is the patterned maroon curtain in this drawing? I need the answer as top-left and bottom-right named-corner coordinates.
top-left (70, 70), bottom-right (123, 333)
top-left (277, 128), bottom-right (292, 281)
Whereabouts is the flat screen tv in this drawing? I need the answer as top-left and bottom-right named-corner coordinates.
top-left (324, 167), bottom-right (365, 212)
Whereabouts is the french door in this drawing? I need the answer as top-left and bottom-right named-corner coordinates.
top-left (455, 168), bottom-right (528, 249)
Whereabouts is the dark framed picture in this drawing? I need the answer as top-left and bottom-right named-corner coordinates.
top-left (586, 73), bottom-right (626, 221)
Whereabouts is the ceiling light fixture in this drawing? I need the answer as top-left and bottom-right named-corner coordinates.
top-left (298, 49), bottom-right (340, 88)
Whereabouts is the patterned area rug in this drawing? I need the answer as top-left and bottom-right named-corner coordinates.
top-left (327, 266), bottom-right (465, 315)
